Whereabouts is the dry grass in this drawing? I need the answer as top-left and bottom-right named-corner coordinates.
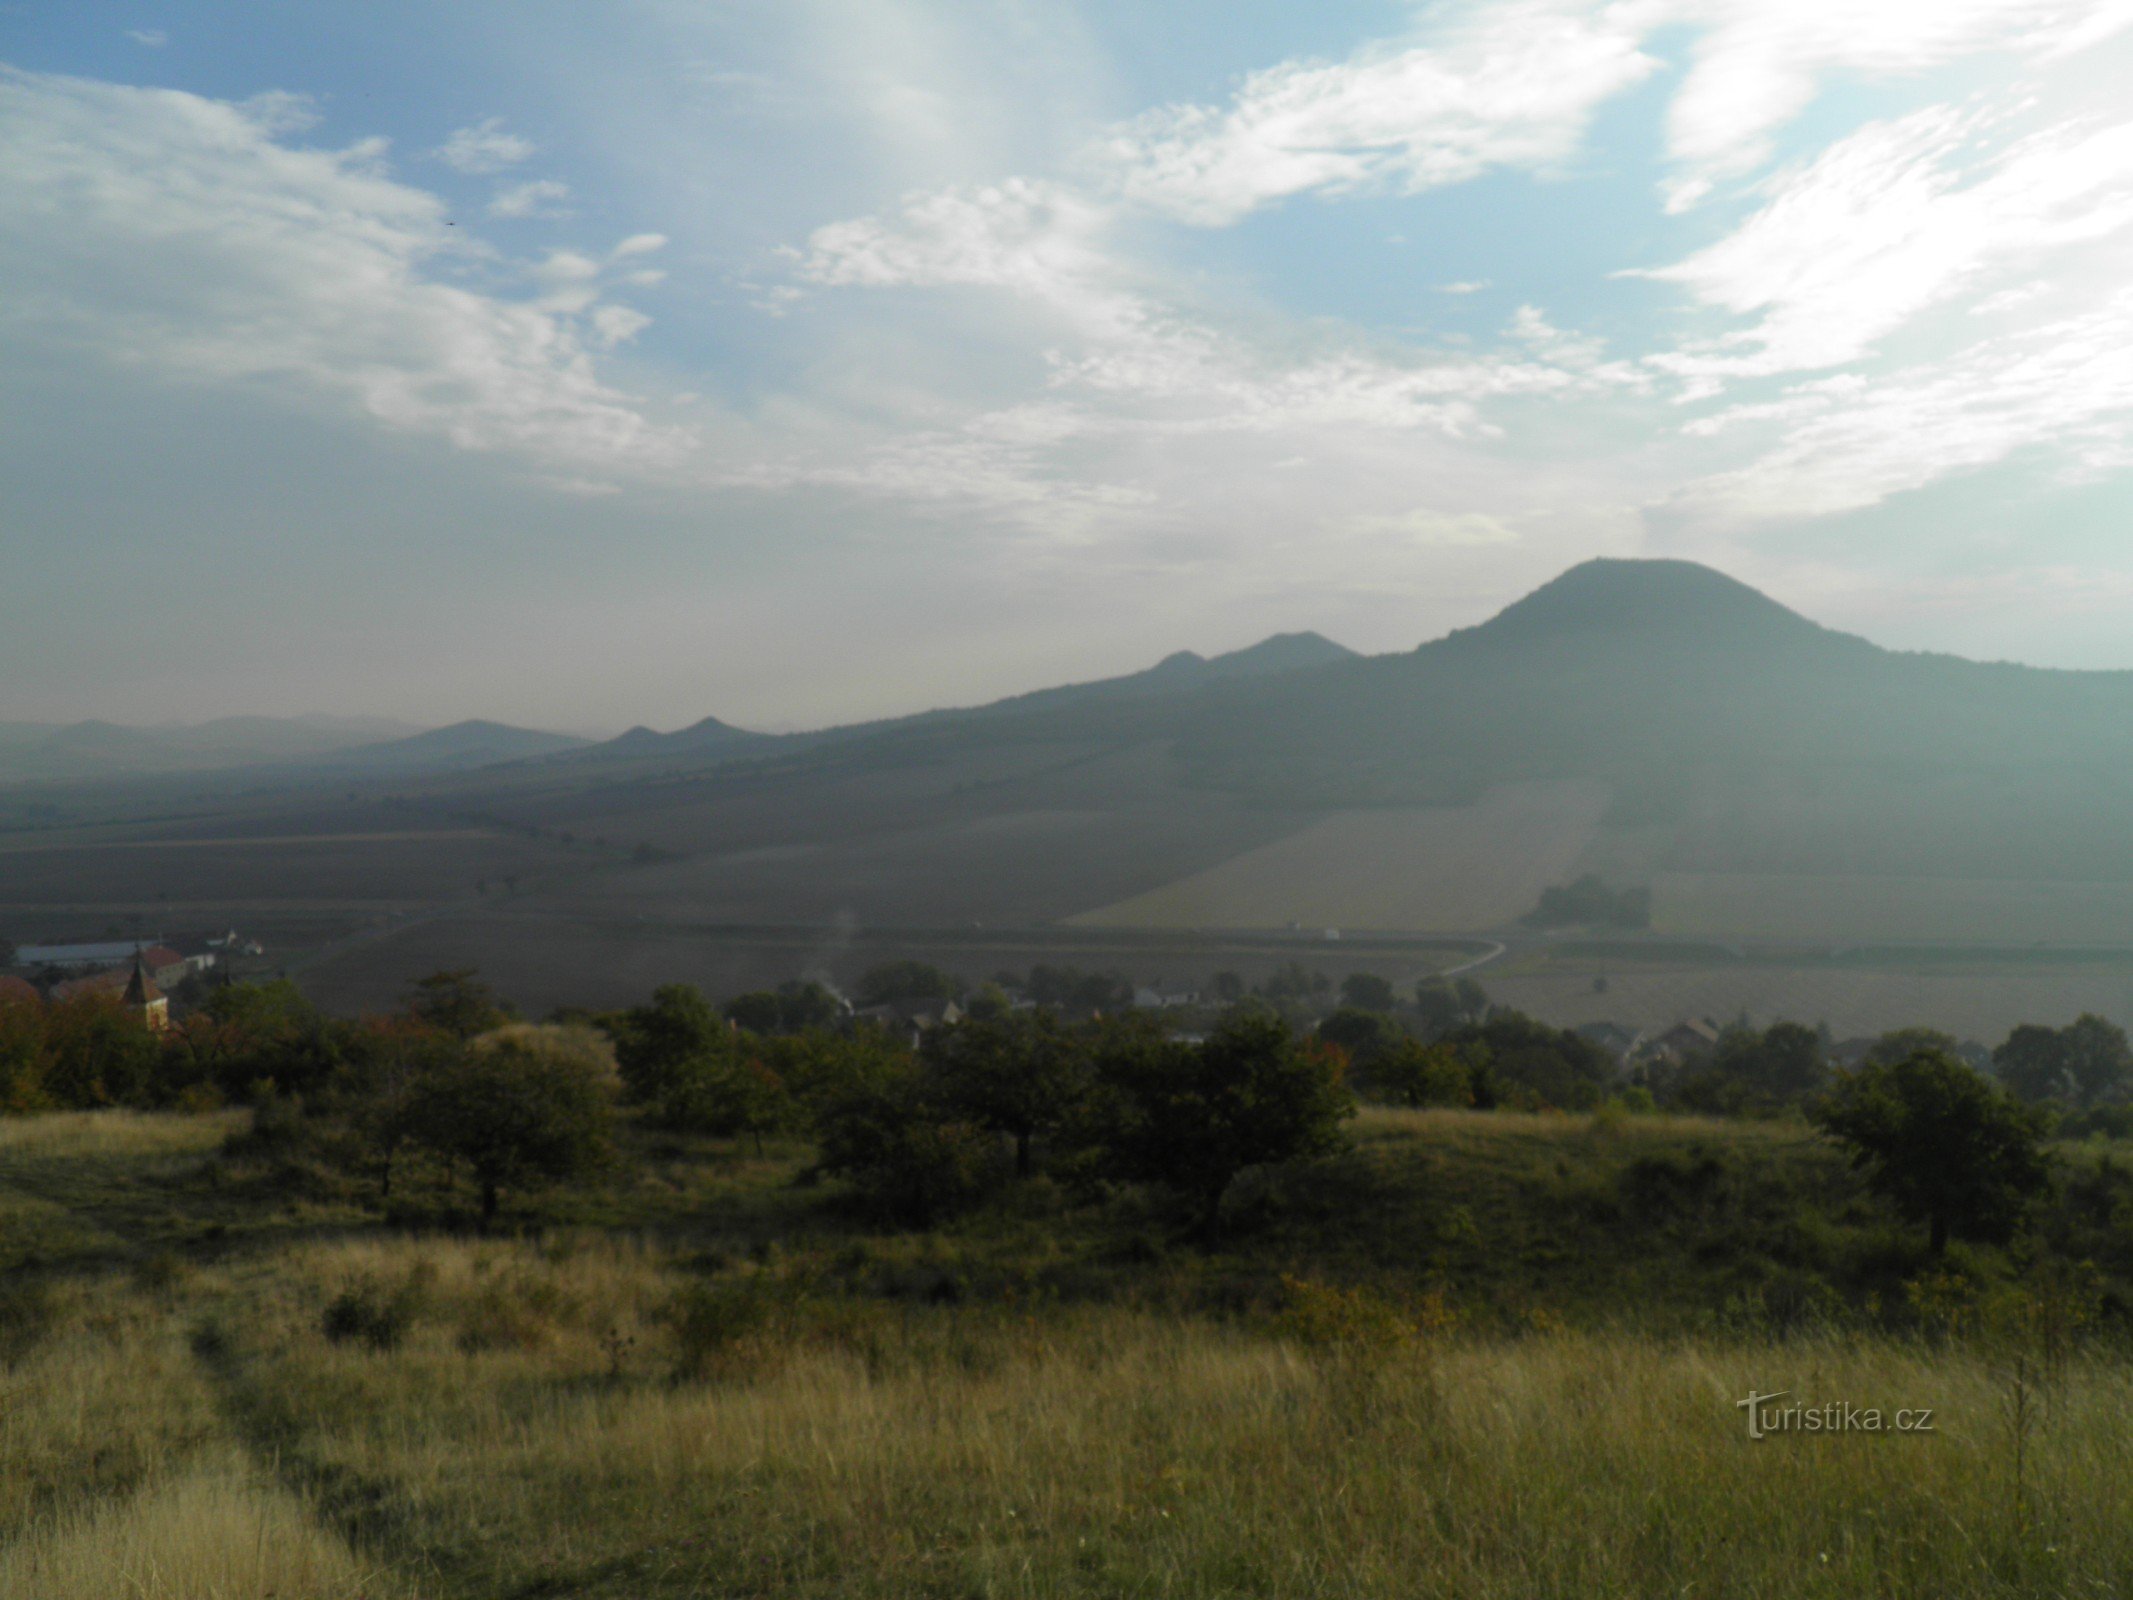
top-left (169, 1232), bottom-right (2132, 1599)
top-left (7, 1111), bottom-right (2133, 1597)
top-left (0, 1109), bottom-right (244, 1162)
top-left (0, 1450), bottom-right (387, 1600)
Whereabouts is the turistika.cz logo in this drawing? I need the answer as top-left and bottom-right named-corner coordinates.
top-left (1735, 1390), bottom-right (1936, 1440)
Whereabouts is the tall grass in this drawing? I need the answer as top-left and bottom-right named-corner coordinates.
top-left (0, 1450), bottom-right (385, 1600)
top-left (201, 1233), bottom-right (2133, 1598)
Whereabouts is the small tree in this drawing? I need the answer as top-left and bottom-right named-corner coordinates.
top-left (1709, 1020), bottom-right (1828, 1107)
top-left (1412, 978), bottom-right (1489, 1038)
top-left (405, 969), bottom-right (511, 1040)
top-left (1094, 1007), bottom-right (1353, 1239)
top-left (1339, 973), bottom-right (1397, 1012)
top-left (1372, 1037), bottom-right (1479, 1108)
top-left (815, 1074), bottom-right (997, 1226)
top-left (926, 1010), bottom-right (1084, 1177)
top-left (402, 1025), bottom-right (617, 1226)
top-left (1811, 1048), bottom-right (2050, 1255)
top-left (1995, 1014), bottom-right (2132, 1108)
top-left (611, 983), bottom-right (729, 1108)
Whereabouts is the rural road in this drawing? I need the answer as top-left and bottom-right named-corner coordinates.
top-left (1437, 939), bottom-right (1507, 977)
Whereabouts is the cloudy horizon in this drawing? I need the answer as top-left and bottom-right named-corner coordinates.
top-left (6, 1), bottom-right (2133, 735)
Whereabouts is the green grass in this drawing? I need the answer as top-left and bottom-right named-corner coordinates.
top-left (5, 1106), bottom-right (2133, 1597)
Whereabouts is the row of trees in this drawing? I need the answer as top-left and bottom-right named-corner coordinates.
top-left (608, 984), bottom-right (1353, 1234)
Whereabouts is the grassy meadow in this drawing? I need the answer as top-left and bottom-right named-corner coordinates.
top-left (5, 1105), bottom-right (2133, 1597)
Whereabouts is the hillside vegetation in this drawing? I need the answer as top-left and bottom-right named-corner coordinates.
top-left (6, 1071), bottom-right (2133, 1598)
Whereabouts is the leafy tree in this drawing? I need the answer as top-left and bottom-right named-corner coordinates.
top-left (1445, 1012), bottom-right (1609, 1110)
top-left (775, 980), bottom-right (843, 1032)
top-left (1521, 875), bottom-right (1650, 930)
top-left (855, 960), bottom-right (962, 1006)
top-left (1811, 1048), bottom-right (2051, 1254)
top-left (1339, 972), bottom-right (1397, 1012)
top-left (755, 1024), bottom-right (915, 1122)
top-left (1412, 978), bottom-right (1490, 1038)
top-left (721, 990), bottom-right (785, 1034)
top-left (1709, 1020), bottom-right (1829, 1107)
top-left (925, 1010), bottom-right (1084, 1177)
top-left (41, 995), bottom-right (160, 1107)
top-left (1210, 971), bottom-right (1246, 1003)
top-left (1257, 963), bottom-right (1330, 1002)
top-left (1995, 1014), bottom-right (2133, 1107)
top-left (405, 969), bottom-right (511, 1040)
top-left (610, 983), bottom-right (729, 1108)
top-left (962, 982), bottom-right (1013, 1021)
top-left (1092, 1007), bottom-right (1353, 1239)
top-left (1370, 1037), bottom-right (1479, 1108)
top-left (815, 1072), bottom-right (997, 1225)
top-left (1316, 1007), bottom-right (1403, 1067)
top-left (1865, 1028), bottom-right (1961, 1067)
top-left (661, 1050), bottom-right (794, 1151)
top-left (401, 1025), bottom-right (617, 1226)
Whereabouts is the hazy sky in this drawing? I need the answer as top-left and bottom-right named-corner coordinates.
top-left (5, 2), bottom-right (2133, 734)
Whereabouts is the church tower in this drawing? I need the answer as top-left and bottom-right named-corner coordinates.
top-left (122, 953), bottom-right (170, 1032)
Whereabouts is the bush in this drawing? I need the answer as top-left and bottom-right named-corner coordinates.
top-left (321, 1272), bottom-right (428, 1351)
top-left (668, 1276), bottom-right (779, 1380)
top-left (817, 1085), bottom-right (1002, 1226)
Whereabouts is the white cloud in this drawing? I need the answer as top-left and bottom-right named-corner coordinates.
top-left (434, 116), bottom-right (534, 174)
top-left (1342, 508), bottom-right (1519, 546)
top-left (1638, 104), bottom-right (2133, 388)
top-left (0, 69), bottom-right (679, 476)
top-left (1661, 0), bottom-right (2133, 208)
top-left (488, 178), bottom-right (572, 219)
top-left (1096, 0), bottom-right (1660, 226)
top-left (126, 29), bottom-right (167, 48)
top-left (1673, 289), bottom-right (2133, 519)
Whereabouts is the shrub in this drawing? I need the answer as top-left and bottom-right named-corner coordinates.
top-left (668, 1276), bottom-right (778, 1381)
top-left (321, 1272), bottom-right (428, 1351)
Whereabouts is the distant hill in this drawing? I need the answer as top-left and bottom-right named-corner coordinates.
top-left (572, 714), bottom-right (776, 766)
top-left (0, 714), bottom-right (423, 783)
top-left (320, 720), bottom-right (590, 774)
top-left (0, 714), bottom-right (585, 785)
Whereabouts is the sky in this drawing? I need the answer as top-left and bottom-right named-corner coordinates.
top-left (4, 1), bottom-right (2133, 735)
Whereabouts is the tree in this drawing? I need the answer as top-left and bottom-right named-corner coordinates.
top-left (611, 984), bottom-right (729, 1108)
top-left (1811, 1048), bottom-right (2050, 1254)
top-left (1995, 1014), bottom-right (2133, 1107)
top-left (721, 990), bottom-right (785, 1035)
top-left (1257, 963), bottom-right (1330, 1002)
top-left (405, 969), bottom-right (511, 1040)
top-left (816, 1082), bottom-right (997, 1227)
top-left (1412, 978), bottom-right (1489, 1038)
top-left (1339, 972), bottom-right (1397, 1012)
top-left (1370, 1037), bottom-right (1479, 1108)
top-left (1521, 875), bottom-right (1651, 930)
top-left (925, 1010), bottom-right (1084, 1177)
top-left (401, 1025), bottom-right (617, 1226)
top-left (1445, 1012), bottom-right (1609, 1110)
top-left (1093, 1007), bottom-right (1354, 1239)
top-left (855, 960), bottom-right (962, 1006)
top-left (1315, 1007), bottom-right (1403, 1068)
top-left (1709, 1020), bottom-right (1829, 1107)
top-left (1210, 971), bottom-right (1246, 1004)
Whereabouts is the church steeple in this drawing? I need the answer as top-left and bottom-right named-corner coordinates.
top-left (122, 953), bottom-right (169, 1031)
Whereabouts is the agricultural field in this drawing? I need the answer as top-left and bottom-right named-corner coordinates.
top-left (1069, 781), bottom-right (1609, 933)
top-left (1652, 870), bottom-right (2133, 945)
top-left (0, 831), bottom-right (577, 911)
top-left (5, 1106), bottom-right (2133, 1598)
